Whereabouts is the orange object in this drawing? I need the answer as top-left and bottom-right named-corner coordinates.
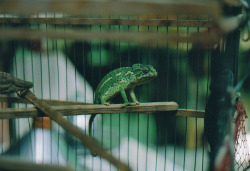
top-left (33, 117), bottom-right (51, 129)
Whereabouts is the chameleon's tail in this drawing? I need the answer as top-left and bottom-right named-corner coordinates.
top-left (88, 114), bottom-right (97, 157)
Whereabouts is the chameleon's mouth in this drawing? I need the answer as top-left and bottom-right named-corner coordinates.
top-left (139, 73), bottom-right (157, 79)
top-left (137, 73), bottom-right (157, 85)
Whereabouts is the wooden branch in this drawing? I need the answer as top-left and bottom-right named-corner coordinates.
top-left (221, 0), bottom-right (242, 7)
top-left (176, 109), bottom-right (205, 118)
top-left (0, 102), bottom-right (178, 119)
top-left (0, 0), bottom-right (221, 17)
top-left (0, 156), bottom-right (73, 171)
top-left (0, 96), bottom-right (90, 106)
top-left (0, 17), bottom-right (215, 27)
top-left (17, 89), bottom-right (131, 171)
top-left (0, 28), bottom-right (220, 46)
top-left (0, 102), bottom-right (206, 119)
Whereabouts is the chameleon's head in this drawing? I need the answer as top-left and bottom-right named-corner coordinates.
top-left (132, 64), bottom-right (157, 85)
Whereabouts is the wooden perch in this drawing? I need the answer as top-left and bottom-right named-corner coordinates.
top-left (0, 156), bottom-right (73, 171)
top-left (0, 28), bottom-right (220, 46)
top-left (0, 96), bottom-right (89, 106)
top-left (0, 101), bottom-right (205, 119)
top-left (0, 17), bottom-right (215, 28)
top-left (177, 109), bottom-right (205, 118)
top-left (17, 89), bottom-right (131, 171)
top-left (0, 0), bottom-right (221, 17)
top-left (0, 101), bottom-right (178, 118)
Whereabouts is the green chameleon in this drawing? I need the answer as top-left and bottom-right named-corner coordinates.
top-left (88, 64), bottom-right (157, 155)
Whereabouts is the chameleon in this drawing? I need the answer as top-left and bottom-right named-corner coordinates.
top-left (0, 72), bottom-right (33, 94)
top-left (88, 64), bottom-right (157, 155)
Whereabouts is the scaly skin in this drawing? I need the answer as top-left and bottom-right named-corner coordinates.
top-left (0, 72), bottom-right (33, 94)
top-left (89, 64), bottom-right (157, 156)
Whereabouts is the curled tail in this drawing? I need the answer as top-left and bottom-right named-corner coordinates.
top-left (88, 114), bottom-right (97, 156)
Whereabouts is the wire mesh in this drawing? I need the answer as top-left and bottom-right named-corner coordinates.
top-left (1, 21), bottom-right (210, 171)
top-left (0, 1), bottom-right (247, 170)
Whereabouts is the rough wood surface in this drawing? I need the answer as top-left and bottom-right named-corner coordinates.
top-left (0, 156), bottom-right (74, 171)
top-left (176, 109), bottom-right (205, 118)
top-left (0, 102), bottom-right (206, 119)
top-left (0, 17), bottom-right (215, 27)
top-left (0, 101), bottom-right (179, 118)
top-left (0, 28), bottom-right (220, 46)
top-left (0, 0), bottom-right (221, 17)
top-left (0, 96), bottom-right (89, 106)
top-left (17, 90), bottom-right (131, 171)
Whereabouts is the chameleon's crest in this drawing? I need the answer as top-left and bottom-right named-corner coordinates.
top-left (132, 64), bottom-right (157, 85)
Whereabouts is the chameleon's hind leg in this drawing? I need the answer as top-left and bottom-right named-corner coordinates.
top-left (129, 89), bottom-right (139, 105)
top-left (101, 96), bottom-right (110, 106)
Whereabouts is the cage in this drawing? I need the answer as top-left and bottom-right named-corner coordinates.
top-left (0, 0), bottom-right (250, 171)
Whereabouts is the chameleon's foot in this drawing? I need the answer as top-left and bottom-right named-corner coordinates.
top-left (104, 102), bottom-right (110, 106)
top-left (135, 101), bottom-right (140, 105)
top-left (121, 102), bottom-right (138, 108)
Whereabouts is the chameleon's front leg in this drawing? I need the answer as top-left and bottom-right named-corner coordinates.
top-left (129, 89), bottom-right (139, 105)
top-left (120, 88), bottom-right (129, 107)
top-left (120, 88), bottom-right (137, 107)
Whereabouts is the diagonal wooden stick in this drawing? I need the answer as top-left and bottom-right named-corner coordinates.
top-left (0, 156), bottom-right (74, 171)
top-left (17, 89), bottom-right (131, 171)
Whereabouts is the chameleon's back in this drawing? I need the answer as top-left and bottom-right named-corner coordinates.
top-left (94, 67), bottom-right (135, 104)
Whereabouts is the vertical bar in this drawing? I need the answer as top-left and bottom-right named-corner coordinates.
top-left (13, 44), bottom-right (19, 159)
top-left (73, 26), bottom-right (78, 170)
top-left (9, 40), bottom-right (15, 157)
top-left (145, 22), bottom-right (150, 171)
top-left (36, 12), bottom-right (45, 164)
top-left (109, 17), bottom-right (112, 171)
top-left (203, 25), bottom-right (211, 171)
top-left (54, 13), bottom-right (60, 166)
top-left (56, 15), bottom-right (63, 166)
top-left (110, 22), bottom-right (115, 171)
top-left (127, 17), bottom-right (131, 169)
top-left (155, 24), bottom-right (159, 171)
top-left (173, 15), bottom-right (179, 171)
top-left (90, 24), bottom-right (94, 170)
top-left (118, 20), bottom-right (121, 163)
top-left (99, 24), bottom-right (103, 171)
top-left (183, 22), bottom-right (189, 171)
top-left (136, 22), bottom-right (140, 171)
top-left (2, 13), bottom-right (6, 157)
top-left (194, 24), bottom-right (200, 171)
top-left (81, 38), bottom-right (87, 168)
top-left (27, 23), bottom-right (33, 163)
top-left (45, 12), bottom-right (53, 165)
top-left (62, 12), bottom-right (69, 166)
top-left (164, 15), bottom-right (169, 171)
